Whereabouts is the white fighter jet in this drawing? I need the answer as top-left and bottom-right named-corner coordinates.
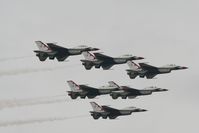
top-left (90, 102), bottom-right (147, 120)
top-left (34, 41), bottom-right (99, 61)
top-left (108, 81), bottom-right (168, 99)
top-left (80, 51), bottom-right (144, 70)
top-left (126, 61), bottom-right (188, 79)
top-left (67, 80), bottom-right (118, 99)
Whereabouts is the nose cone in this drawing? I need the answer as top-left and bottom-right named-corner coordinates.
top-left (134, 108), bottom-right (147, 112)
top-left (175, 66), bottom-right (188, 70)
top-left (162, 89), bottom-right (168, 91)
top-left (151, 87), bottom-right (168, 92)
top-left (181, 66), bottom-right (188, 69)
top-left (90, 47), bottom-right (100, 51)
top-left (138, 109), bottom-right (147, 112)
top-left (131, 56), bottom-right (145, 60)
top-left (141, 109), bottom-right (147, 112)
top-left (155, 88), bottom-right (168, 92)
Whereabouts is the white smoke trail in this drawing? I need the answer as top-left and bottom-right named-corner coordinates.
top-left (0, 55), bottom-right (34, 62)
top-left (0, 66), bottom-right (67, 77)
top-left (0, 95), bottom-right (76, 110)
top-left (0, 114), bottom-right (89, 127)
top-left (0, 62), bottom-right (81, 77)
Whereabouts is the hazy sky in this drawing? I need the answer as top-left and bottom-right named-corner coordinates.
top-left (0, 0), bottom-right (198, 133)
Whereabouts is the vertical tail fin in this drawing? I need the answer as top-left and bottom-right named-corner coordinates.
top-left (67, 80), bottom-right (80, 91)
top-left (82, 51), bottom-right (95, 60)
top-left (127, 61), bottom-right (140, 70)
top-left (108, 81), bottom-right (120, 88)
top-left (35, 41), bottom-right (51, 52)
top-left (90, 102), bottom-right (103, 112)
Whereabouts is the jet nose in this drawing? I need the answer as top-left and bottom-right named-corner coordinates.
top-left (181, 66), bottom-right (188, 69)
top-left (139, 57), bottom-right (145, 60)
top-left (152, 88), bottom-right (168, 92)
top-left (162, 89), bottom-right (168, 91)
top-left (140, 109), bottom-right (147, 112)
top-left (135, 108), bottom-right (147, 112)
top-left (132, 56), bottom-right (145, 60)
top-left (90, 48), bottom-right (100, 51)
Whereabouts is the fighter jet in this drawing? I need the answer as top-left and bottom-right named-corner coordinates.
top-left (67, 80), bottom-right (118, 99)
top-left (126, 61), bottom-right (188, 79)
top-left (34, 41), bottom-right (99, 61)
top-left (108, 81), bottom-right (168, 99)
top-left (80, 51), bottom-right (144, 70)
top-left (90, 102), bottom-right (147, 120)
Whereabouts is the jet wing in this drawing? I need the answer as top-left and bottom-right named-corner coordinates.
top-left (79, 85), bottom-right (99, 93)
top-left (93, 53), bottom-right (113, 61)
top-left (102, 105), bottom-right (119, 112)
top-left (139, 63), bottom-right (157, 70)
top-left (46, 43), bottom-right (68, 51)
top-left (121, 86), bottom-right (140, 92)
top-left (44, 43), bottom-right (69, 61)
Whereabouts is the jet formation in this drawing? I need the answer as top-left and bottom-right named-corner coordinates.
top-left (34, 41), bottom-right (188, 120)
top-left (67, 80), bottom-right (168, 99)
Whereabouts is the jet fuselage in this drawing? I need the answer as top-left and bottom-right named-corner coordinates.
top-left (113, 58), bottom-right (130, 64)
top-left (68, 85), bottom-right (117, 99)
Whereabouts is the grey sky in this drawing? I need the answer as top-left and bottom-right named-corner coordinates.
top-left (0, 0), bottom-right (198, 133)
